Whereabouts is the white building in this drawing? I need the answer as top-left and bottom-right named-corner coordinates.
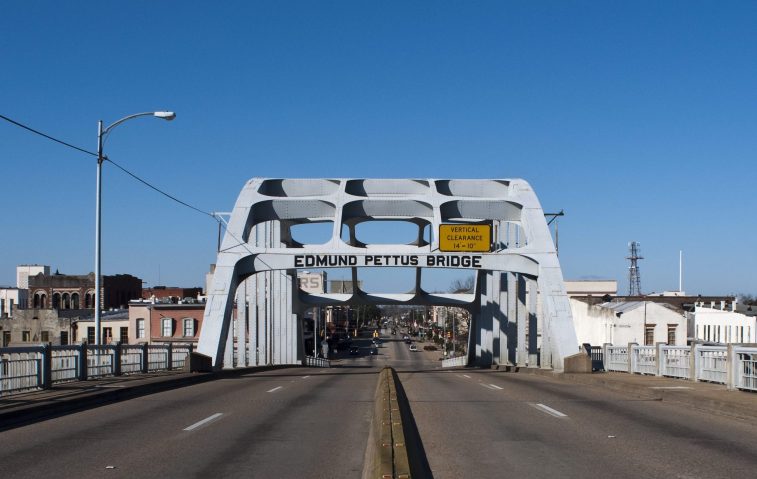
top-left (16, 264), bottom-right (50, 289)
top-left (692, 301), bottom-right (756, 343)
top-left (0, 287), bottom-right (27, 317)
top-left (570, 298), bottom-right (686, 347)
top-left (565, 279), bottom-right (617, 297)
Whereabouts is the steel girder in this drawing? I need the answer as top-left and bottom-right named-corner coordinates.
top-left (197, 178), bottom-right (578, 371)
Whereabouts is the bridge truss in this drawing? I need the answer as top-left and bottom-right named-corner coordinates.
top-left (197, 178), bottom-right (578, 371)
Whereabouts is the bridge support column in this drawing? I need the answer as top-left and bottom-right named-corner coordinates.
top-left (527, 277), bottom-right (539, 367)
top-left (516, 274), bottom-right (527, 367)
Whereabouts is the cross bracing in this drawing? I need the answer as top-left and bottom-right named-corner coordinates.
top-left (197, 178), bottom-right (578, 371)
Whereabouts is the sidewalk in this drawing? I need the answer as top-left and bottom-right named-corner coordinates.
top-left (517, 367), bottom-right (757, 422)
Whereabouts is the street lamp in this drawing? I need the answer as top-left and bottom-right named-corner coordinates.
top-left (94, 111), bottom-right (175, 345)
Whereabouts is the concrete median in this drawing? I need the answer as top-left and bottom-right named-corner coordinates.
top-left (363, 367), bottom-right (412, 479)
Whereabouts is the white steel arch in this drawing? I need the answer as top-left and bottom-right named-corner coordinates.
top-left (197, 178), bottom-right (578, 371)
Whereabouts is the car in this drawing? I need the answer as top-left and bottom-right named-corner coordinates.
top-left (349, 346), bottom-right (360, 355)
top-left (370, 347), bottom-right (378, 355)
top-left (409, 343), bottom-right (418, 352)
top-left (405, 338), bottom-right (412, 345)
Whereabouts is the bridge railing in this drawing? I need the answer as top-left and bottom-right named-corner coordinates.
top-left (597, 342), bottom-right (757, 391)
top-left (441, 356), bottom-right (468, 368)
top-left (0, 342), bottom-right (195, 397)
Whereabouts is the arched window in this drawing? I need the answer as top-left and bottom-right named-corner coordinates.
top-left (84, 291), bottom-right (95, 309)
top-left (41, 293), bottom-right (47, 308)
top-left (33, 293), bottom-right (41, 308)
top-left (71, 293), bottom-right (80, 309)
top-left (52, 293), bottom-right (61, 309)
top-left (62, 293), bottom-right (70, 310)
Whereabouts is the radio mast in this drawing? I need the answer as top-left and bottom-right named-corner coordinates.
top-left (627, 241), bottom-right (643, 296)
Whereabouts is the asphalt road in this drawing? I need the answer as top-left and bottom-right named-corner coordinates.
top-left (0, 364), bottom-right (377, 479)
top-left (394, 339), bottom-right (757, 479)
top-left (3, 329), bottom-right (757, 479)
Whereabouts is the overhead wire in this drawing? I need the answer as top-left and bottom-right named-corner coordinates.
top-left (1, 112), bottom-right (296, 283)
top-left (1, 112), bottom-right (216, 220)
top-left (0, 113), bottom-right (98, 157)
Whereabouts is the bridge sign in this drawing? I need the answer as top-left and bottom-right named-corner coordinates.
top-left (439, 224), bottom-right (492, 252)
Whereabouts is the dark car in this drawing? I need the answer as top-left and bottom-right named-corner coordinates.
top-left (349, 346), bottom-right (360, 355)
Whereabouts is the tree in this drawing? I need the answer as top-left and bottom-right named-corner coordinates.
top-left (738, 294), bottom-right (757, 306)
top-left (449, 275), bottom-right (475, 293)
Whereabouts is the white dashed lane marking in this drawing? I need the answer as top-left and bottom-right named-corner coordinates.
top-left (529, 403), bottom-right (568, 418)
top-left (267, 386), bottom-right (283, 393)
top-left (184, 413), bottom-right (224, 431)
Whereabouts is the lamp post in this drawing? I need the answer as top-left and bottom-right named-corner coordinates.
top-left (94, 111), bottom-right (175, 345)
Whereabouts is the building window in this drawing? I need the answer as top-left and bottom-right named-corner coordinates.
top-left (667, 325), bottom-right (676, 345)
top-left (103, 327), bottom-right (113, 344)
top-left (644, 325), bottom-right (655, 346)
top-left (137, 319), bottom-right (145, 339)
top-left (120, 327), bottom-right (129, 344)
top-left (60, 331), bottom-right (69, 346)
top-left (87, 327), bottom-right (96, 344)
top-left (22, 330), bottom-right (31, 342)
top-left (41, 331), bottom-right (50, 342)
top-left (162, 318), bottom-right (173, 337)
top-left (71, 293), bottom-right (80, 309)
top-left (183, 318), bottom-right (195, 337)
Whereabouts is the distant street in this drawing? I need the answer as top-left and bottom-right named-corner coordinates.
top-left (3, 329), bottom-right (757, 478)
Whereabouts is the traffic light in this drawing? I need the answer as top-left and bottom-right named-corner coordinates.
top-left (446, 330), bottom-right (452, 339)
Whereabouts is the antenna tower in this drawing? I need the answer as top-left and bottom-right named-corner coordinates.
top-left (627, 241), bottom-right (643, 295)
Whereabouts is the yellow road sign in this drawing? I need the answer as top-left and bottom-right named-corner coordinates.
top-left (439, 224), bottom-right (492, 252)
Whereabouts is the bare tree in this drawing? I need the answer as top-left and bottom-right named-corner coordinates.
top-left (738, 294), bottom-right (757, 306)
top-left (449, 275), bottom-right (475, 293)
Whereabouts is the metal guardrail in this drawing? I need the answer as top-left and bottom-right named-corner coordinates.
top-left (598, 342), bottom-right (757, 392)
top-left (0, 343), bottom-right (195, 397)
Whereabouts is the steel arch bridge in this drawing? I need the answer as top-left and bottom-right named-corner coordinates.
top-left (197, 178), bottom-right (578, 371)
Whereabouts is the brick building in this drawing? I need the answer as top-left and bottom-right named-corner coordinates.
top-left (27, 271), bottom-right (142, 311)
top-left (141, 286), bottom-right (203, 303)
top-left (128, 300), bottom-right (207, 345)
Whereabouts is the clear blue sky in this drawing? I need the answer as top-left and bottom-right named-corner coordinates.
top-left (1, 1), bottom-right (755, 296)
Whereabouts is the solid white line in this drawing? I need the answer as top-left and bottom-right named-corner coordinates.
top-left (488, 384), bottom-right (503, 390)
top-left (267, 386), bottom-right (283, 393)
top-left (302, 375), bottom-right (310, 379)
top-left (183, 413), bottom-right (223, 431)
top-left (463, 374), bottom-right (471, 378)
top-left (530, 403), bottom-right (567, 418)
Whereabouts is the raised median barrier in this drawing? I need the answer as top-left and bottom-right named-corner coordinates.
top-left (364, 367), bottom-right (411, 479)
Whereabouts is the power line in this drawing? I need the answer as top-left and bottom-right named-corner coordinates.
top-left (0, 113), bottom-right (97, 157)
top-left (1, 112), bottom-right (216, 220)
top-left (105, 157), bottom-right (215, 218)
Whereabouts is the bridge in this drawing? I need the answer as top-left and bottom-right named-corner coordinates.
top-left (3, 178), bottom-right (757, 477)
top-left (2, 332), bottom-right (757, 478)
top-left (198, 178), bottom-right (578, 372)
